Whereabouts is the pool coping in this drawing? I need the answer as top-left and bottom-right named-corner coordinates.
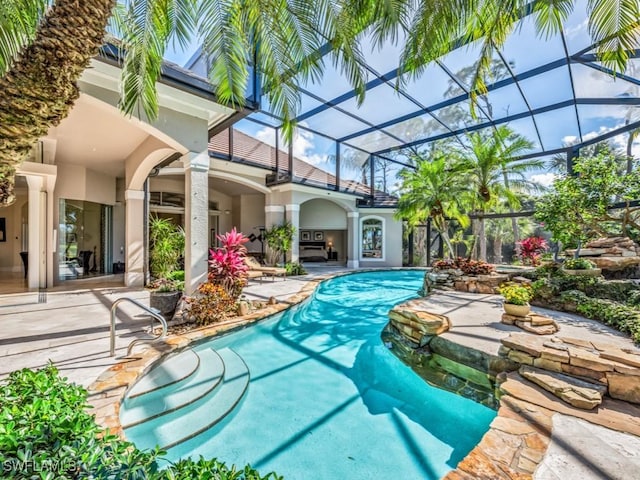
top-left (86, 270), bottom-right (604, 479)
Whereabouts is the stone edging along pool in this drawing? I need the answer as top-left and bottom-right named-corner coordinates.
top-left (88, 270), bottom-right (552, 479)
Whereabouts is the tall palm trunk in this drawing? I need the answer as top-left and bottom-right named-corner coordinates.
top-left (502, 168), bottom-right (520, 245)
top-left (478, 216), bottom-right (487, 261)
top-left (627, 129), bottom-right (638, 174)
top-left (0, 0), bottom-right (115, 206)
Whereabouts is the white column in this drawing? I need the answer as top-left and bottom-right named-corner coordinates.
top-left (184, 152), bottom-right (210, 294)
top-left (264, 205), bottom-right (285, 229)
top-left (26, 175), bottom-right (44, 290)
top-left (44, 174), bottom-right (56, 288)
top-left (285, 204), bottom-right (300, 263)
top-left (347, 211), bottom-right (360, 269)
top-left (125, 189), bottom-right (145, 287)
top-left (264, 205), bottom-right (284, 265)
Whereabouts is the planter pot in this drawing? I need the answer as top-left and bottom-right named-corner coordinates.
top-left (503, 302), bottom-right (531, 317)
top-left (149, 290), bottom-right (182, 319)
top-left (562, 267), bottom-right (602, 277)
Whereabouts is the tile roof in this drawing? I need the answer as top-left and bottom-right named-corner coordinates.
top-left (209, 129), bottom-right (398, 207)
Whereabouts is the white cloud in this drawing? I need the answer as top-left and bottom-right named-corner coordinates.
top-left (562, 135), bottom-right (579, 145)
top-left (255, 127), bottom-right (276, 148)
top-left (564, 19), bottom-right (588, 39)
top-left (255, 125), bottom-right (331, 166)
top-left (530, 173), bottom-right (558, 187)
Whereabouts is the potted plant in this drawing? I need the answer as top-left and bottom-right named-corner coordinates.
top-left (263, 222), bottom-right (295, 266)
top-left (148, 216), bottom-right (185, 319)
top-left (562, 258), bottom-right (601, 277)
top-left (499, 283), bottom-right (533, 317)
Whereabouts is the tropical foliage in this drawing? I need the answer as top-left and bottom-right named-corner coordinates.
top-left (149, 216), bottom-right (185, 289)
top-left (396, 150), bottom-right (470, 258)
top-left (208, 227), bottom-right (249, 298)
top-left (183, 281), bottom-right (237, 326)
top-left (459, 126), bottom-right (541, 260)
top-left (263, 222), bottom-right (295, 266)
top-left (517, 236), bottom-right (548, 266)
top-left (563, 258), bottom-right (597, 270)
top-left (432, 257), bottom-right (495, 275)
top-left (0, 365), bottom-right (282, 479)
top-left (397, 125), bottom-right (542, 262)
top-left (535, 152), bottom-right (640, 250)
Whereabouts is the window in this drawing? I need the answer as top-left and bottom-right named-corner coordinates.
top-left (361, 217), bottom-right (384, 260)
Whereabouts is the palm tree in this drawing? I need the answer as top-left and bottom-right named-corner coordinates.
top-left (0, 0), bottom-right (368, 206)
top-left (459, 125), bottom-right (541, 261)
top-left (1, 0), bottom-right (636, 206)
top-left (0, 0), bottom-right (116, 206)
top-left (395, 151), bottom-right (470, 258)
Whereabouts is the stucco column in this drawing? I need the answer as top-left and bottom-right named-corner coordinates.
top-left (43, 174), bottom-right (56, 288)
top-left (347, 211), bottom-right (360, 269)
top-left (285, 204), bottom-right (300, 263)
top-left (264, 205), bottom-right (285, 229)
top-left (25, 175), bottom-right (44, 290)
top-left (125, 189), bottom-right (145, 287)
top-left (184, 152), bottom-right (209, 294)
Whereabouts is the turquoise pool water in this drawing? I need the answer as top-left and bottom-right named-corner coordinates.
top-left (148, 271), bottom-right (495, 478)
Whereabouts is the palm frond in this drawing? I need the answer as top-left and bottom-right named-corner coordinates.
top-left (532, 0), bottom-right (575, 38)
top-left (0, 0), bottom-right (49, 75)
top-left (115, 0), bottom-right (196, 119)
top-left (587, 0), bottom-right (640, 73)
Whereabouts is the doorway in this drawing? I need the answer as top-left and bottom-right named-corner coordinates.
top-left (58, 199), bottom-right (112, 280)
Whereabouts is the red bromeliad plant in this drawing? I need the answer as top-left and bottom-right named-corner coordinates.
top-left (208, 228), bottom-right (250, 298)
top-left (517, 236), bottom-right (548, 266)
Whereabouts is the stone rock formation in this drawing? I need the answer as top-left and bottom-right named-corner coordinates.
top-left (500, 333), bottom-right (640, 405)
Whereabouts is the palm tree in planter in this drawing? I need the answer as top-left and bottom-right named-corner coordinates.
top-left (459, 126), bottom-right (541, 261)
top-left (395, 151), bottom-right (470, 259)
top-left (148, 216), bottom-right (185, 319)
top-left (263, 222), bottom-right (295, 266)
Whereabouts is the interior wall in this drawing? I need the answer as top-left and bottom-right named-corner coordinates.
top-left (322, 229), bottom-right (346, 261)
top-left (300, 199), bottom-right (347, 229)
top-left (240, 194), bottom-right (265, 254)
top-left (0, 193), bottom-right (27, 272)
top-left (56, 164), bottom-right (116, 205)
top-left (112, 178), bottom-right (125, 267)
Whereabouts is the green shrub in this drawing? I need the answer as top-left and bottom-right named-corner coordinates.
top-left (531, 274), bottom-right (639, 304)
top-left (0, 365), bottom-right (282, 479)
top-left (558, 290), bottom-right (640, 342)
top-left (184, 282), bottom-right (237, 326)
top-left (285, 262), bottom-right (306, 276)
top-left (627, 290), bottom-right (640, 307)
top-left (563, 258), bottom-right (597, 270)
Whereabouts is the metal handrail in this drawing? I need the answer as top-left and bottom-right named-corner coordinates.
top-left (110, 297), bottom-right (168, 357)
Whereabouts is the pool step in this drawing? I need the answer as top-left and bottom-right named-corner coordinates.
top-left (120, 348), bottom-right (225, 427)
top-left (127, 348), bottom-right (200, 399)
top-left (123, 347), bottom-right (250, 450)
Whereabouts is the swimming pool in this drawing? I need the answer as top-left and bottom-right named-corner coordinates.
top-left (122, 270), bottom-right (496, 479)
